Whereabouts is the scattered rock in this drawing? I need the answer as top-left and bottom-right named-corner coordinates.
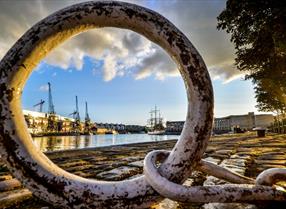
top-left (128, 160), bottom-right (144, 168)
top-left (97, 166), bottom-right (141, 180)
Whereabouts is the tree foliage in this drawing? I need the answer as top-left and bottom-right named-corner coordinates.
top-left (217, 0), bottom-right (286, 113)
top-left (254, 79), bottom-right (286, 113)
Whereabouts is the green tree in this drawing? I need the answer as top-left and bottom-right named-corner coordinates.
top-left (254, 79), bottom-right (286, 113)
top-left (217, 0), bottom-right (286, 113)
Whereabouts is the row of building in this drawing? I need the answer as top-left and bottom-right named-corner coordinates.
top-left (96, 123), bottom-right (146, 133)
top-left (165, 112), bottom-right (274, 134)
top-left (24, 109), bottom-right (275, 136)
top-left (213, 112), bottom-right (274, 134)
top-left (23, 110), bottom-right (94, 135)
top-left (23, 110), bottom-right (146, 135)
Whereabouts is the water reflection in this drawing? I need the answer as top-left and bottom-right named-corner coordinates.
top-left (84, 135), bottom-right (91, 147)
top-left (32, 134), bottom-right (179, 152)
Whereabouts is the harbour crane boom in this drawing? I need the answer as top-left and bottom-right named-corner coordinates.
top-left (33, 99), bottom-right (45, 112)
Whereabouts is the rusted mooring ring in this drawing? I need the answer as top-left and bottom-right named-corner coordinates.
top-left (1, 1), bottom-right (286, 208)
top-left (0, 1), bottom-right (213, 208)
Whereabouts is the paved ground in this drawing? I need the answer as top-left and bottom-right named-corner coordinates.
top-left (0, 133), bottom-right (286, 208)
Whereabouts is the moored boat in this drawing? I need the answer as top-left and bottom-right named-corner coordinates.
top-left (148, 130), bottom-right (165, 135)
top-left (147, 105), bottom-right (166, 135)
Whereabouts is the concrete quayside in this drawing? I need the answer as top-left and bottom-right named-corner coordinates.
top-left (0, 133), bottom-right (286, 208)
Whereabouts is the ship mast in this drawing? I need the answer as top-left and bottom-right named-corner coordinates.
top-left (149, 110), bottom-right (153, 128)
top-left (148, 105), bottom-right (163, 129)
top-left (154, 105), bottom-right (157, 126)
top-left (147, 105), bottom-right (164, 133)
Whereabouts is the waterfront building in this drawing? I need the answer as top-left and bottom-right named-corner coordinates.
top-left (24, 110), bottom-right (49, 134)
top-left (213, 112), bottom-right (274, 134)
top-left (115, 124), bottom-right (125, 131)
top-left (165, 121), bottom-right (184, 134)
top-left (95, 123), bottom-right (145, 133)
top-left (61, 118), bottom-right (74, 132)
top-left (166, 112), bottom-right (274, 135)
top-left (125, 125), bottom-right (146, 133)
top-left (24, 109), bottom-right (273, 136)
top-left (23, 109), bottom-right (75, 135)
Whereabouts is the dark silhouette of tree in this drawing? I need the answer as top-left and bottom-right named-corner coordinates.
top-left (217, 0), bottom-right (286, 113)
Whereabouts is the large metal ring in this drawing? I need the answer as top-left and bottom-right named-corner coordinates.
top-left (0, 1), bottom-right (213, 208)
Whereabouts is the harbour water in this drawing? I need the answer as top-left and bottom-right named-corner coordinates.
top-left (32, 134), bottom-right (179, 152)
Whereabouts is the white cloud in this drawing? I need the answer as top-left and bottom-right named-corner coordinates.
top-left (39, 84), bottom-right (49, 92)
top-left (0, 0), bottom-right (240, 83)
top-left (134, 46), bottom-right (178, 80)
top-left (209, 61), bottom-right (245, 84)
top-left (103, 53), bottom-right (117, 81)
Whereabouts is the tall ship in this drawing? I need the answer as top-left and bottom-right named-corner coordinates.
top-left (147, 106), bottom-right (165, 135)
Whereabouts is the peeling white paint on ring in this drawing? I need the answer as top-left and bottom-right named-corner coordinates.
top-left (144, 150), bottom-right (286, 203)
top-left (256, 168), bottom-right (286, 186)
top-left (0, 1), bottom-right (213, 208)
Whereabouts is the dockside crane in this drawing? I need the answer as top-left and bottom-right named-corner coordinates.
top-left (48, 82), bottom-right (55, 114)
top-left (85, 101), bottom-right (90, 122)
top-left (33, 99), bottom-right (45, 112)
top-left (69, 111), bottom-right (77, 118)
top-left (75, 96), bottom-right (80, 122)
top-left (47, 82), bottom-right (57, 132)
top-left (84, 101), bottom-right (91, 134)
top-left (70, 96), bottom-right (81, 134)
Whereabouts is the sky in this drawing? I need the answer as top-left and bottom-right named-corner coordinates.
top-left (0, 0), bottom-right (263, 125)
